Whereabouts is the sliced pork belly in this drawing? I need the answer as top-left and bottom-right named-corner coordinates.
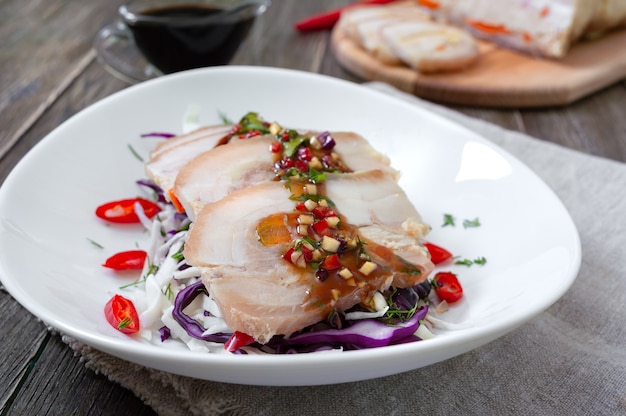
top-left (173, 131), bottom-right (394, 220)
top-left (183, 170), bottom-right (433, 343)
top-left (145, 124), bottom-right (233, 196)
top-left (338, 5), bottom-right (432, 64)
top-left (172, 135), bottom-right (277, 219)
top-left (381, 21), bottom-right (479, 73)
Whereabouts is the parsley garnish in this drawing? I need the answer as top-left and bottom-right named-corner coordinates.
top-left (308, 168), bottom-right (327, 184)
top-left (463, 217), bottom-right (481, 228)
top-left (454, 256), bottom-right (487, 266)
top-left (282, 136), bottom-right (306, 157)
top-left (238, 112), bottom-right (271, 134)
top-left (442, 213), bottom-right (456, 227)
top-left (473, 256), bottom-right (487, 265)
top-left (454, 258), bottom-right (474, 267)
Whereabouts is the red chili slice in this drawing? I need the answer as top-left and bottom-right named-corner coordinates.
top-left (322, 254), bottom-right (341, 270)
top-left (433, 272), bottom-right (463, 303)
top-left (224, 331), bottom-right (255, 352)
top-left (103, 250), bottom-right (147, 270)
top-left (95, 198), bottom-right (160, 223)
top-left (104, 294), bottom-right (140, 334)
top-left (423, 242), bottom-right (453, 265)
top-left (312, 220), bottom-right (330, 236)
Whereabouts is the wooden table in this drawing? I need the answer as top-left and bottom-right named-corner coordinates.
top-left (1, 0), bottom-right (624, 414)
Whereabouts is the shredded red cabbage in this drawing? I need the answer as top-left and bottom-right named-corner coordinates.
top-left (267, 306), bottom-right (428, 353)
top-left (169, 280), bottom-right (430, 353)
top-left (141, 132), bottom-right (176, 138)
top-left (136, 179), bottom-right (167, 203)
top-left (171, 281), bottom-right (231, 343)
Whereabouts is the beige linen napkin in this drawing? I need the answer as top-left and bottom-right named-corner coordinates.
top-left (64, 83), bottom-right (626, 416)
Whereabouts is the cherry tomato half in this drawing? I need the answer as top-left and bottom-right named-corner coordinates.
top-left (423, 242), bottom-right (453, 265)
top-left (224, 331), bottom-right (255, 352)
top-left (103, 250), bottom-right (147, 270)
top-left (432, 271), bottom-right (463, 303)
top-left (104, 294), bottom-right (140, 334)
top-left (95, 198), bottom-right (160, 223)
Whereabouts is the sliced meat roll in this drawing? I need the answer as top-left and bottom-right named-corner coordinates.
top-left (173, 131), bottom-right (394, 220)
top-left (183, 170), bottom-right (433, 343)
top-left (145, 124), bottom-right (233, 197)
top-left (381, 20), bottom-right (479, 72)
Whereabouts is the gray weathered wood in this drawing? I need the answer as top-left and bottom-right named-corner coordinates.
top-left (0, 0), bottom-right (624, 414)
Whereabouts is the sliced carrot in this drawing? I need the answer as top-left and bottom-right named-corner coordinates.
top-left (540, 6), bottom-right (550, 17)
top-left (523, 32), bottom-right (533, 42)
top-left (417, 0), bottom-right (440, 9)
top-left (168, 189), bottom-right (186, 214)
top-left (467, 20), bottom-right (510, 35)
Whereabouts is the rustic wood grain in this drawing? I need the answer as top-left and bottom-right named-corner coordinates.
top-left (0, 0), bottom-right (125, 159)
top-left (0, 0), bottom-right (624, 414)
top-left (7, 333), bottom-right (156, 415)
top-left (0, 292), bottom-right (48, 411)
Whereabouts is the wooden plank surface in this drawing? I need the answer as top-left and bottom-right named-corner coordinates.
top-left (332, 22), bottom-right (626, 107)
top-left (0, 0), bottom-right (625, 415)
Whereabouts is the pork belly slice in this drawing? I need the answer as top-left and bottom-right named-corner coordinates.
top-left (145, 124), bottom-right (233, 196)
top-left (338, 5), bottom-right (432, 65)
top-left (183, 170), bottom-right (433, 343)
top-left (380, 21), bottom-right (479, 73)
top-left (173, 131), bottom-right (394, 220)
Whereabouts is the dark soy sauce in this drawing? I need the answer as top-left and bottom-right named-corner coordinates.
top-left (128, 5), bottom-right (256, 74)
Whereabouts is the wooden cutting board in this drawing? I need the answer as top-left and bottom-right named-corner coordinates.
top-left (331, 24), bottom-right (626, 108)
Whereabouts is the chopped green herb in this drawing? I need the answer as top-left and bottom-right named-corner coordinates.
top-left (463, 217), bottom-right (481, 228)
top-left (473, 256), bottom-right (487, 265)
top-left (384, 288), bottom-right (418, 321)
top-left (163, 283), bottom-right (174, 301)
top-left (87, 238), bottom-right (104, 249)
top-left (442, 213), bottom-right (456, 227)
top-left (454, 256), bottom-right (487, 266)
top-left (454, 258), bottom-right (474, 267)
top-left (308, 168), bottom-right (327, 184)
top-left (218, 111), bottom-right (233, 124)
top-left (282, 136), bottom-right (306, 157)
top-left (396, 255), bottom-right (422, 275)
top-left (117, 317), bottom-right (133, 329)
top-left (238, 112), bottom-right (270, 134)
top-left (119, 276), bottom-right (147, 290)
top-left (128, 144), bottom-right (144, 162)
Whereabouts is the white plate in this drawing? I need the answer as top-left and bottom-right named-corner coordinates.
top-left (0, 66), bottom-right (580, 386)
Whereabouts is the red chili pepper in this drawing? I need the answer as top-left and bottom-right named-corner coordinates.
top-left (423, 242), bottom-right (453, 265)
top-left (95, 198), bottom-right (160, 223)
top-left (103, 250), bottom-right (147, 270)
top-left (224, 331), bottom-right (255, 352)
top-left (323, 253), bottom-right (341, 270)
top-left (432, 272), bottom-right (463, 303)
top-left (104, 294), bottom-right (140, 334)
top-left (294, 0), bottom-right (398, 32)
top-left (312, 220), bottom-right (330, 236)
top-left (283, 247), bottom-right (295, 263)
top-left (270, 141), bottom-right (283, 153)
